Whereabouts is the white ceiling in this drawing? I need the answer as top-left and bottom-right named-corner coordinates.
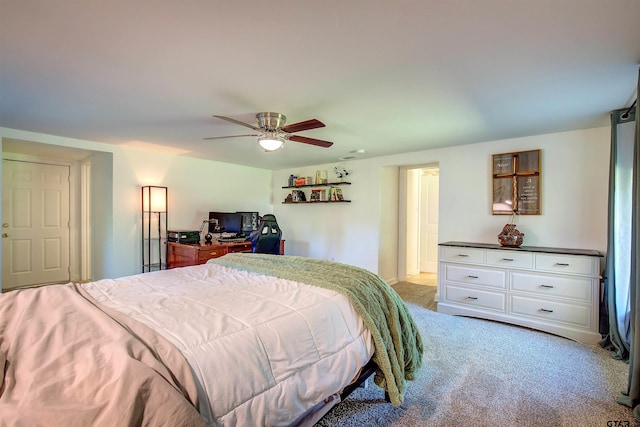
top-left (1, 1), bottom-right (638, 170)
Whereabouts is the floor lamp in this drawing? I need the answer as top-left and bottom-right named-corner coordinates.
top-left (142, 186), bottom-right (168, 272)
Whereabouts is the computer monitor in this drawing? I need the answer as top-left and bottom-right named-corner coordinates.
top-left (237, 211), bottom-right (259, 236)
top-left (208, 212), bottom-right (243, 235)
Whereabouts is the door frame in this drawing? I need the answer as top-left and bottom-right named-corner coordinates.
top-left (2, 152), bottom-right (91, 290)
top-left (398, 162), bottom-right (440, 282)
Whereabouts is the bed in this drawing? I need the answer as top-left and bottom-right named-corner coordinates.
top-left (0, 253), bottom-right (423, 426)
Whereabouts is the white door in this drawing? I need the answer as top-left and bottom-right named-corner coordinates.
top-left (419, 170), bottom-right (439, 273)
top-left (2, 160), bottom-right (70, 290)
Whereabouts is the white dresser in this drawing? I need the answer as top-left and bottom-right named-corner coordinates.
top-left (437, 241), bottom-right (603, 345)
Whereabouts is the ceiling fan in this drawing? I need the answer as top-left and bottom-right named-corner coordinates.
top-left (204, 112), bottom-right (333, 151)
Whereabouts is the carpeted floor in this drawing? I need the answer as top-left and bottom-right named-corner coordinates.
top-left (316, 280), bottom-right (637, 426)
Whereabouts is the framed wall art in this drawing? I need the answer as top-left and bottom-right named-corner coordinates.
top-left (492, 149), bottom-right (541, 215)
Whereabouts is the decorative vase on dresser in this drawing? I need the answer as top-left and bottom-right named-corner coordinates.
top-left (437, 241), bottom-right (603, 345)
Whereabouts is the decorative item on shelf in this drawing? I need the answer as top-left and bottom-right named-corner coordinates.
top-left (334, 166), bottom-right (350, 182)
top-left (314, 170), bottom-right (322, 184)
top-left (285, 194), bottom-right (293, 203)
top-left (329, 186), bottom-right (344, 201)
top-left (498, 221), bottom-right (525, 247)
top-left (315, 170), bottom-right (328, 184)
top-left (310, 189), bottom-right (321, 202)
top-left (291, 190), bottom-right (306, 202)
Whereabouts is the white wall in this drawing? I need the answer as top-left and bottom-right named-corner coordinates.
top-left (1, 125), bottom-right (610, 288)
top-left (432, 128), bottom-right (609, 252)
top-left (273, 126), bottom-right (610, 282)
top-left (378, 167), bottom-right (399, 283)
top-left (0, 127), bottom-right (273, 286)
top-left (273, 161), bottom-right (383, 274)
top-left (105, 145), bottom-right (273, 279)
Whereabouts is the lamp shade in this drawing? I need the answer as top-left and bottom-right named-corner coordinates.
top-left (142, 186), bottom-right (167, 212)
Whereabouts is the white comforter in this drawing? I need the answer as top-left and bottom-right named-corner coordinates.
top-left (82, 262), bottom-right (374, 426)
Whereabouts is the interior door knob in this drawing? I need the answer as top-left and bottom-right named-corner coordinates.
top-left (2, 223), bottom-right (8, 228)
top-left (2, 233), bottom-right (8, 238)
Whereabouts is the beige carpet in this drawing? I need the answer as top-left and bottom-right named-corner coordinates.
top-left (315, 276), bottom-right (637, 426)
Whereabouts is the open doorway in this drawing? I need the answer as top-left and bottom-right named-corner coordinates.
top-left (399, 164), bottom-right (439, 289)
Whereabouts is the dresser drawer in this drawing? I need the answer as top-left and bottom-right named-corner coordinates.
top-left (227, 242), bottom-right (252, 253)
top-left (438, 242), bottom-right (602, 344)
top-left (534, 254), bottom-right (595, 276)
top-left (511, 272), bottom-right (592, 302)
top-left (444, 285), bottom-right (506, 312)
top-left (486, 250), bottom-right (533, 269)
top-left (443, 264), bottom-right (506, 289)
top-left (442, 247), bottom-right (485, 264)
top-left (510, 295), bottom-right (591, 328)
top-left (198, 247), bottom-right (227, 263)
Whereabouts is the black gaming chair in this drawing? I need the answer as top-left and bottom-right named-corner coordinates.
top-left (250, 214), bottom-right (282, 255)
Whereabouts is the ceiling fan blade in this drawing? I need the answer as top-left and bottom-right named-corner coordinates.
top-left (203, 133), bottom-right (260, 140)
top-left (288, 135), bottom-right (333, 148)
top-left (281, 119), bottom-right (325, 134)
top-left (212, 115), bottom-right (261, 131)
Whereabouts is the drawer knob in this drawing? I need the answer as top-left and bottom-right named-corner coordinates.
top-left (467, 296), bottom-right (478, 300)
top-left (554, 263), bottom-right (570, 266)
top-left (539, 308), bottom-right (554, 313)
top-left (467, 275), bottom-right (479, 279)
top-left (502, 258), bottom-right (514, 261)
top-left (457, 254), bottom-right (469, 257)
top-left (540, 284), bottom-right (555, 289)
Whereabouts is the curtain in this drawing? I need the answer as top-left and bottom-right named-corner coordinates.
top-left (613, 67), bottom-right (640, 417)
top-left (601, 105), bottom-right (636, 359)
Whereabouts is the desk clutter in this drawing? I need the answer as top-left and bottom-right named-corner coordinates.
top-left (167, 212), bottom-right (284, 268)
top-left (167, 230), bottom-right (200, 244)
top-left (217, 235), bottom-right (249, 243)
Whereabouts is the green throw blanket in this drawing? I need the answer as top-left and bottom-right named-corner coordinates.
top-left (209, 253), bottom-right (424, 406)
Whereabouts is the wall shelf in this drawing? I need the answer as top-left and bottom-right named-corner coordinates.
top-left (283, 182), bottom-right (351, 203)
top-left (281, 181), bottom-right (351, 189)
top-left (282, 200), bottom-right (351, 204)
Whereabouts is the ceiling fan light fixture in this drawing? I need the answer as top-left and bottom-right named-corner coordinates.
top-left (258, 136), bottom-right (284, 151)
top-left (207, 113), bottom-right (333, 149)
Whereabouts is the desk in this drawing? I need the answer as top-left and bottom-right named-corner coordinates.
top-left (167, 240), bottom-right (285, 269)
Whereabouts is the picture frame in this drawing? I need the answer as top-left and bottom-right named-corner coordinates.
top-left (492, 149), bottom-right (541, 215)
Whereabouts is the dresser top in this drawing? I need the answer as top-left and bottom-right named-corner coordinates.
top-left (439, 241), bottom-right (602, 257)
